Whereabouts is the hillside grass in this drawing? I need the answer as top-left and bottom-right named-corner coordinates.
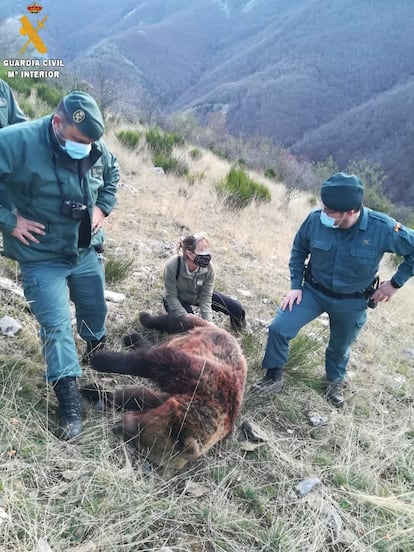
top-left (1, 128), bottom-right (413, 552)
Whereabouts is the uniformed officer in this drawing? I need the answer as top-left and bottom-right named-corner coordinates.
top-left (0, 78), bottom-right (26, 209)
top-left (0, 78), bottom-right (26, 128)
top-left (252, 172), bottom-right (414, 407)
top-left (0, 91), bottom-right (119, 439)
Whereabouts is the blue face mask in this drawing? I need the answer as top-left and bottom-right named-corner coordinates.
top-left (53, 122), bottom-right (91, 159)
top-left (320, 211), bottom-right (344, 229)
top-left (63, 140), bottom-right (91, 160)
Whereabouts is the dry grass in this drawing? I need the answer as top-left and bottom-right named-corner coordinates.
top-left (0, 130), bottom-right (413, 552)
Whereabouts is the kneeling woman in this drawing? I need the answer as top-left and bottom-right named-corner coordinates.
top-left (163, 232), bottom-right (246, 330)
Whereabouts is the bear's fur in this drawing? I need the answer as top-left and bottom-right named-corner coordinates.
top-left (81, 312), bottom-right (247, 470)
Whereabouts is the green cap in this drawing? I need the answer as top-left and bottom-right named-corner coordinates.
top-left (321, 172), bottom-right (364, 212)
top-left (60, 91), bottom-right (104, 141)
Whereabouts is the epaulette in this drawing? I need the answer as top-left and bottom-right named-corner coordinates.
top-left (366, 208), bottom-right (395, 226)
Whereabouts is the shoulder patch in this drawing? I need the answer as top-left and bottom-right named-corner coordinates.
top-left (91, 166), bottom-right (103, 178)
top-left (394, 222), bottom-right (402, 232)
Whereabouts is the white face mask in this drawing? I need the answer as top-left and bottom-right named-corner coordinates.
top-left (320, 211), bottom-right (346, 229)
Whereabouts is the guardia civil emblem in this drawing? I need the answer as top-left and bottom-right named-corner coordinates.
top-left (73, 109), bottom-right (85, 123)
top-left (20, 2), bottom-right (48, 55)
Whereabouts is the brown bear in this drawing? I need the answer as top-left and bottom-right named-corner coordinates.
top-left (81, 312), bottom-right (247, 470)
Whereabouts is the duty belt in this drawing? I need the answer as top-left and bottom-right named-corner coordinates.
top-left (304, 269), bottom-right (377, 300)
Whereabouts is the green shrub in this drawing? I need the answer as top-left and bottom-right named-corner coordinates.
top-left (312, 155), bottom-right (339, 183)
top-left (186, 170), bottom-right (206, 185)
top-left (145, 128), bottom-right (184, 156)
top-left (152, 154), bottom-right (178, 173)
top-left (0, 71), bottom-right (64, 107)
top-left (189, 148), bottom-right (202, 160)
top-left (19, 100), bottom-right (36, 119)
top-left (12, 80), bottom-right (33, 98)
top-left (345, 159), bottom-right (394, 215)
top-left (215, 166), bottom-right (271, 209)
top-left (208, 143), bottom-right (231, 160)
top-left (168, 132), bottom-right (184, 146)
top-left (285, 330), bottom-right (326, 389)
top-left (116, 129), bottom-right (141, 149)
top-left (0, 68), bottom-right (33, 98)
top-left (35, 83), bottom-right (63, 108)
top-left (152, 154), bottom-right (188, 176)
top-left (104, 258), bottom-right (134, 285)
top-left (173, 158), bottom-right (189, 177)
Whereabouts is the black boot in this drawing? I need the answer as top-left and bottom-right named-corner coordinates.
top-left (53, 376), bottom-right (83, 440)
top-left (250, 368), bottom-right (284, 394)
top-left (325, 380), bottom-right (345, 408)
top-left (81, 336), bottom-right (106, 365)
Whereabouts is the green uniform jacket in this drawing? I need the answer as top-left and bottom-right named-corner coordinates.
top-left (164, 254), bottom-right (215, 320)
top-left (290, 207), bottom-right (414, 292)
top-left (0, 115), bottom-right (119, 263)
top-left (0, 79), bottom-right (26, 127)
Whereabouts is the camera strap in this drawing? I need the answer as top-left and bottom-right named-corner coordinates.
top-left (52, 150), bottom-right (92, 247)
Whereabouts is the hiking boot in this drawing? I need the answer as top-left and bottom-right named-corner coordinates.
top-left (53, 376), bottom-right (83, 440)
top-left (81, 336), bottom-right (106, 365)
top-left (326, 380), bottom-right (345, 408)
top-left (250, 370), bottom-right (284, 395)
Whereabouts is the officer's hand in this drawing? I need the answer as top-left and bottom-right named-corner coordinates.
top-left (371, 280), bottom-right (398, 303)
top-left (281, 289), bottom-right (302, 311)
top-left (11, 214), bottom-right (45, 245)
top-left (92, 206), bottom-right (106, 234)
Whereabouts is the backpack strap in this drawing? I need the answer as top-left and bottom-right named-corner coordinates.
top-left (176, 255), bottom-right (181, 279)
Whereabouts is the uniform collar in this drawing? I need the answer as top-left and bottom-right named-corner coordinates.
top-left (358, 206), bottom-right (369, 231)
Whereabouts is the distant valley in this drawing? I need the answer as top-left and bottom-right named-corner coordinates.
top-left (1, 0), bottom-right (413, 205)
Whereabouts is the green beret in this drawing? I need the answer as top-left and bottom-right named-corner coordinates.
top-left (321, 172), bottom-right (364, 212)
top-left (60, 91), bottom-right (104, 141)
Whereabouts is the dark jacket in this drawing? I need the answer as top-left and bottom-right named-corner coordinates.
top-left (0, 115), bottom-right (119, 263)
top-left (0, 79), bottom-right (26, 128)
top-left (290, 207), bottom-right (414, 293)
